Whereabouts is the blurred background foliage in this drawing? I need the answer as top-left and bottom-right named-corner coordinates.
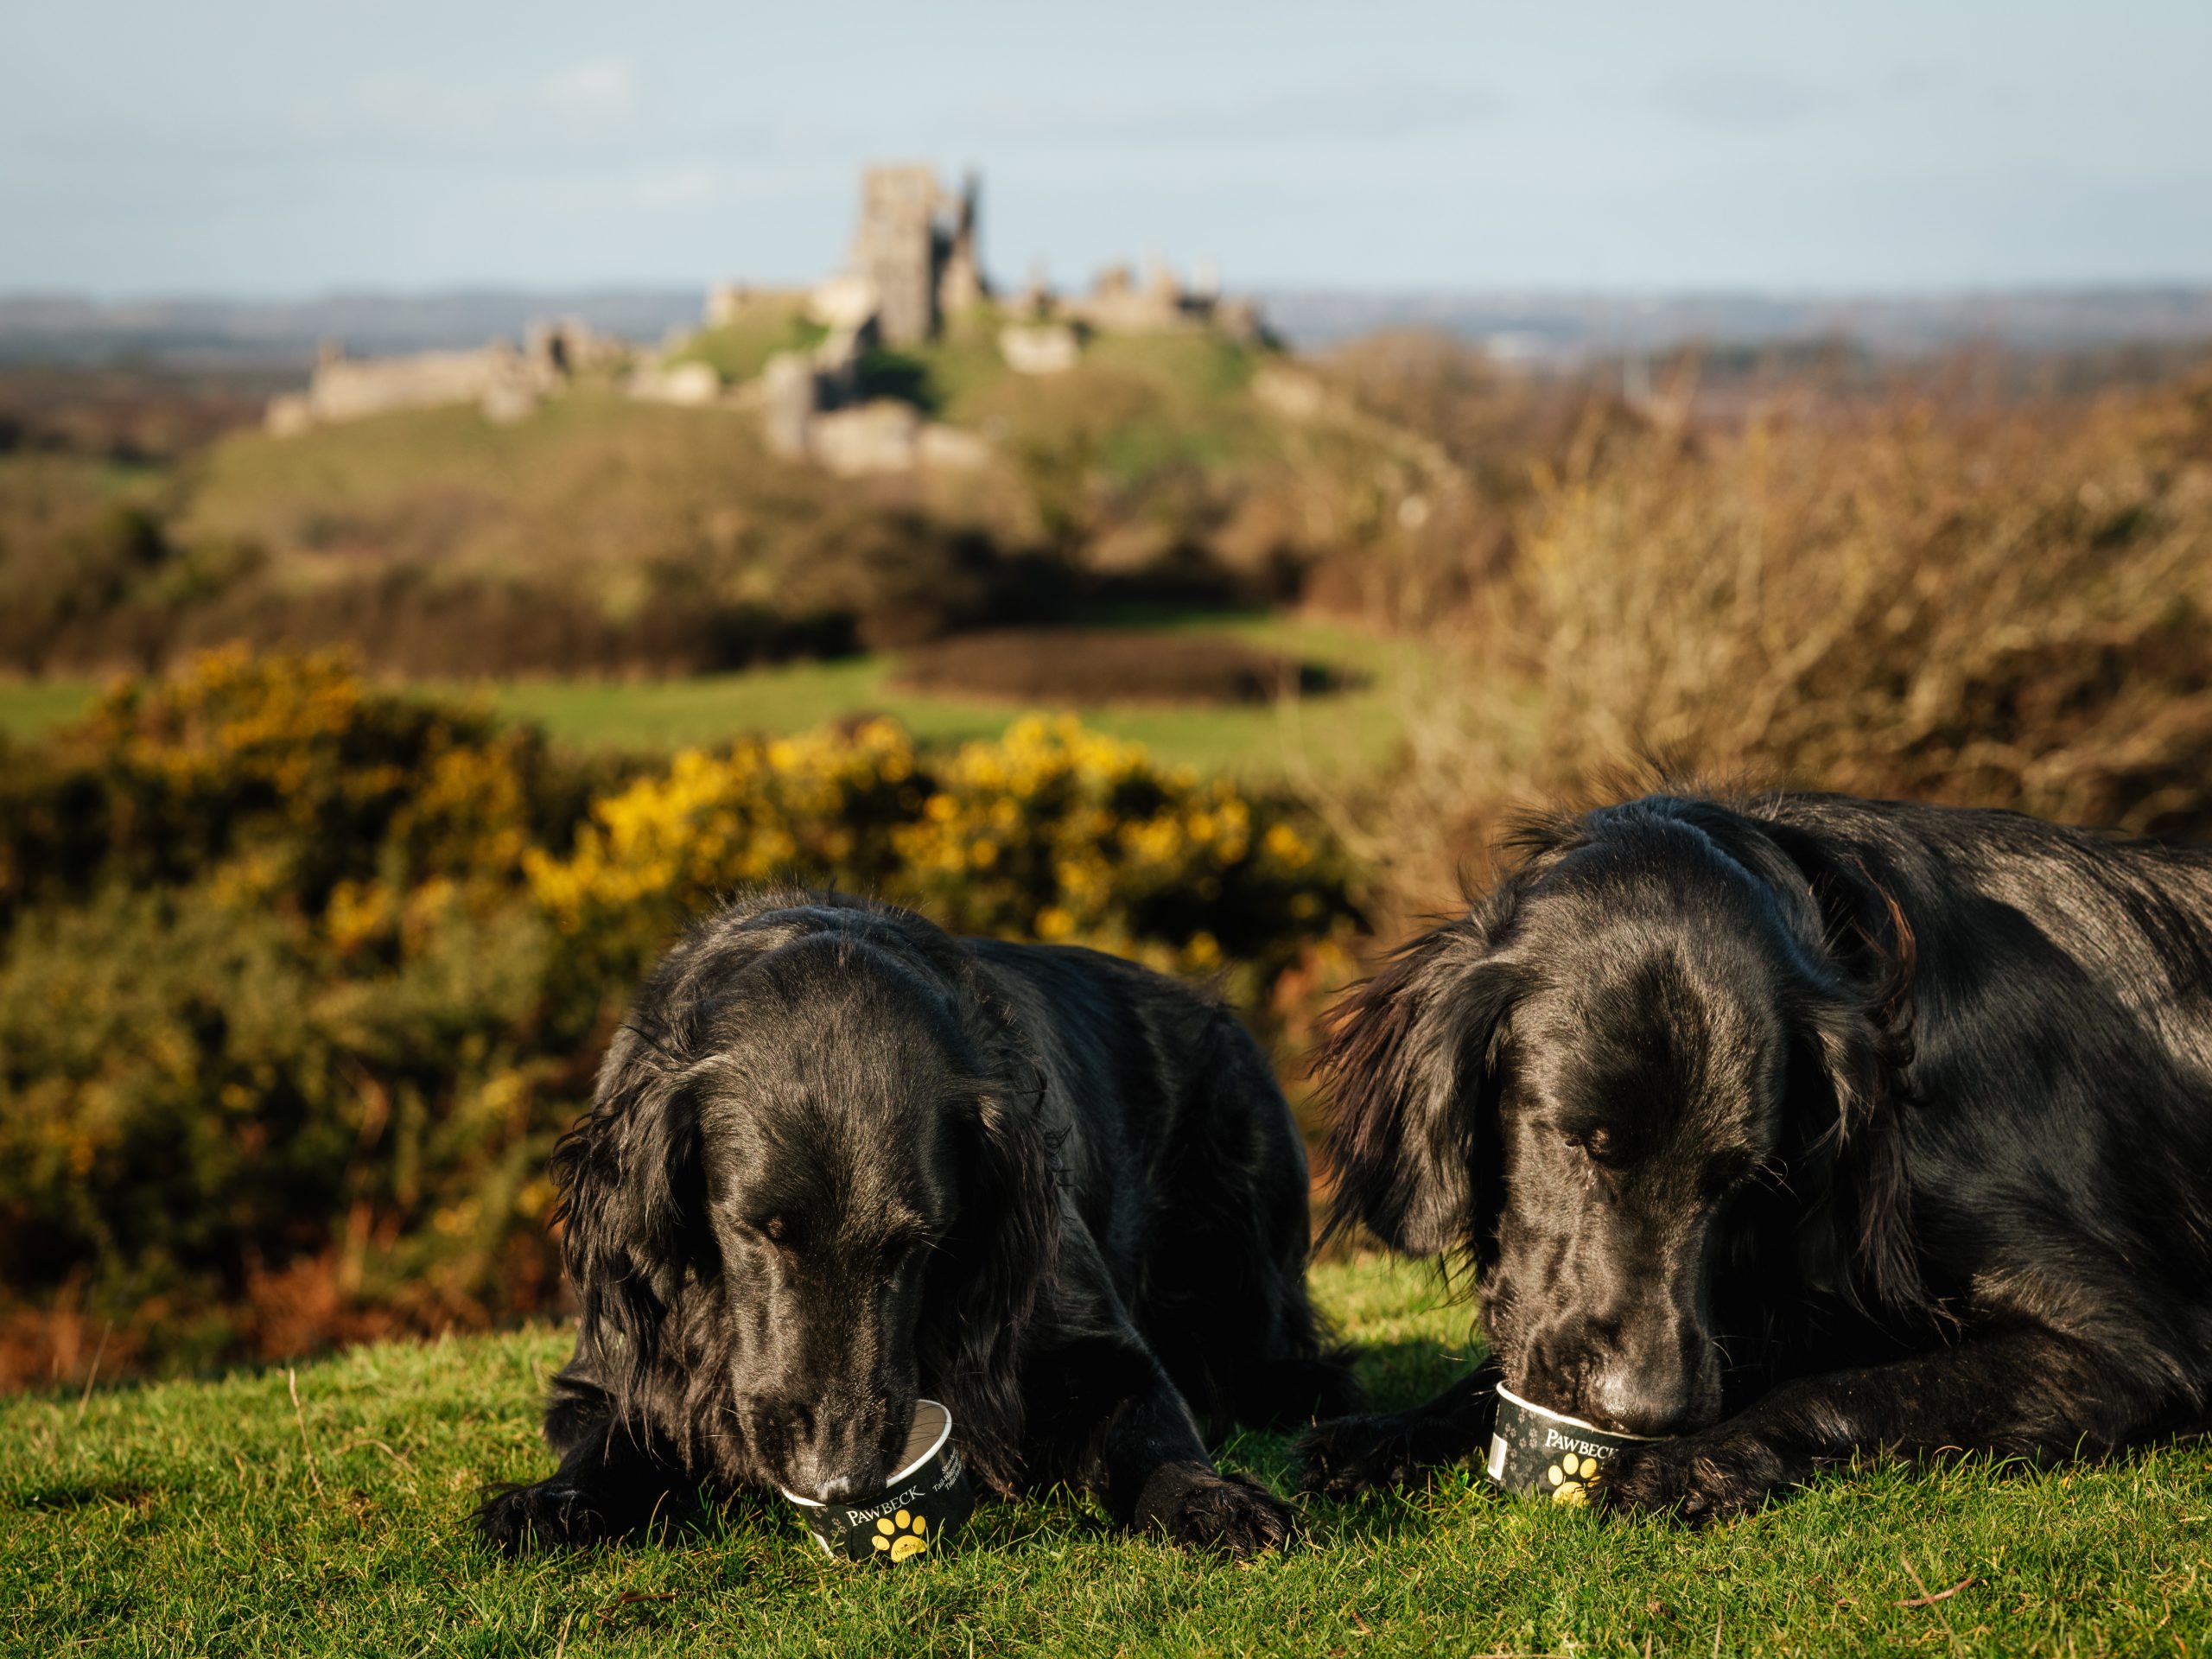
top-left (1310, 354), bottom-right (2212, 910)
top-left (5, 338), bottom-right (2212, 1389)
top-left (0, 650), bottom-right (1358, 1384)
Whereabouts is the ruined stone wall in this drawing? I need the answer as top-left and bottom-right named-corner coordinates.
top-left (265, 319), bottom-right (626, 435)
top-left (303, 347), bottom-right (528, 423)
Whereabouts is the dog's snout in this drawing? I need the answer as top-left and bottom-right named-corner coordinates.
top-left (747, 1392), bottom-right (900, 1503)
top-left (811, 1469), bottom-right (870, 1505)
top-left (1586, 1366), bottom-right (1694, 1438)
top-left (799, 1426), bottom-right (892, 1505)
top-left (1520, 1312), bottom-right (1709, 1438)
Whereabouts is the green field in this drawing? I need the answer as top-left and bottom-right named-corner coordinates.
top-left (6, 1255), bottom-right (2204, 1658)
top-left (0, 677), bottom-right (104, 741)
top-left (0, 616), bottom-right (1409, 782)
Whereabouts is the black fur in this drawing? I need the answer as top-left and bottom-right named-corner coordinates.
top-left (474, 889), bottom-right (1359, 1557)
top-left (1300, 791), bottom-right (2212, 1521)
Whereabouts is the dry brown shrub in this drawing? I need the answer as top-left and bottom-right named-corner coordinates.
top-left (1327, 369), bottom-right (2212, 916)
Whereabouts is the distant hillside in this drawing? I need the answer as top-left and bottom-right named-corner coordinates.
top-left (1259, 285), bottom-right (2212, 359)
top-left (9, 284), bottom-right (2212, 369)
top-left (0, 289), bottom-right (704, 365)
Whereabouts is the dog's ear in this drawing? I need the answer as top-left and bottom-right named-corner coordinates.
top-left (1319, 912), bottom-right (1524, 1258)
top-left (1786, 983), bottom-right (1924, 1318)
top-left (1758, 823), bottom-right (1924, 1319)
top-left (923, 1080), bottom-right (1060, 1497)
top-left (550, 1023), bottom-right (706, 1395)
top-left (1668, 803), bottom-right (1932, 1320)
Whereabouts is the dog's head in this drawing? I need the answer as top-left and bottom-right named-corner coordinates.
top-left (1321, 797), bottom-right (1916, 1437)
top-left (554, 899), bottom-right (1056, 1502)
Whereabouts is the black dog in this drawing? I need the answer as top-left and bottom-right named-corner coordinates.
top-left (1300, 791), bottom-right (2212, 1521)
top-left (475, 889), bottom-right (1358, 1557)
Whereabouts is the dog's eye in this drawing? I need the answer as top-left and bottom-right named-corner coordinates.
top-left (747, 1214), bottom-right (800, 1249)
top-left (1705, 1147), bottom-right (1764, 1195)
top-left (1567, 1125), bottom-right (1631, 1169)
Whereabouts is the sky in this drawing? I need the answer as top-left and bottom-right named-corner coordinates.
top-left (3, 0), bottom-right (2209, 298)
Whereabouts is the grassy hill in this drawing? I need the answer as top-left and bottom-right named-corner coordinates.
top-left (7, 1255), bottom-right (2204, 1657)
top-left (2, 299), bottom-right (1448, 679)
top-left (172, 308), bottom-right (1375, 585)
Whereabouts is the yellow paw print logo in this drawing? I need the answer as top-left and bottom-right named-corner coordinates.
top-left (1547, 1452), bottom-right (1599, 1506)
top-left (871, 1509), bottom-right (930, 1561)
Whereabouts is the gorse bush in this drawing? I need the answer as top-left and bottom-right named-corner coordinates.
top-left (0, 646), bottom-right (595, 927)
top-left (530, 713), bottom-right (1351, 1002)
top-left (0, 884), bottom-right (567, 1375)
top-left (0, 652), bottom-right (1357, 1384)
top-left (0, 652), bottom-right (627, 1378)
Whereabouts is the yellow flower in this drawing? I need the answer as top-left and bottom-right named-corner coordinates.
top-left (1263, 823), bottom-right (1310, 866)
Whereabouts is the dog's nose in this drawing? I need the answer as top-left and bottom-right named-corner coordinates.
top-left (1587, 1368), bottom-right (1691, 1438)
top-left (784, 1410), bottom-right (898, 1506)
top-left (803, 1441), bottom-right (894, 1506)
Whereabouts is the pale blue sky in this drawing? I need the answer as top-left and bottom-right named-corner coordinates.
top-left (4, 0), bottom-right (2208, 296)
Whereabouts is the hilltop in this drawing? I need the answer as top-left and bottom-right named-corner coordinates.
top-left (2, 302), bottom-right (1456, 680)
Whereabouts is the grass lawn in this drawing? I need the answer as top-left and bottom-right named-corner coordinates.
top-left (0, 616), bottom-right (1410, 784)
top-left (6, 1256), bottom-right (2205, 1658)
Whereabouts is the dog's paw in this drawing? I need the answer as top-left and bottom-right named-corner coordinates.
top-left (1600, 1429), bottom-right (1793, 1525)
top-left (471, 1480), bottom-right (613, 1555)
top-left (1295, 1413), bottom-right (1426, 1500)
top-left (1149, 1469), bottom-right (1295, 1559)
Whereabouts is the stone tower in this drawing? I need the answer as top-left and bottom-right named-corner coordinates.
top-left (845, 165), bottom-right (987, 346)
top-left (851, 165), bottom-right (947, 347)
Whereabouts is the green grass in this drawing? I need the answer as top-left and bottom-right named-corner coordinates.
top-left (0, 617), bottom-right (1411, 784)
top-left (0, 677), bottom-right (102, 740)
top-left (922, 324), bottom-right (1288, 485)
top-left (6, 1256), bottom-right (2205, 1657)
top-left (468, 615), bottom-right (1406, 781)
top-left (669, 296), bottom-right (828, 385)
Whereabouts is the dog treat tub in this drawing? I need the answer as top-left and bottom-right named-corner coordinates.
top-left (779, 1399), bottom-right (973, 1562)
top-left (1485, 1382), bottom-right (1663, 1505)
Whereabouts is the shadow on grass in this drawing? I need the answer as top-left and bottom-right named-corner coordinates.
top-left (10, 1481), bottom-right (161, 1513)
top-left (1350, 1335), bottom-right (1485, 1416)
top-left (673, 1475), bottom-right (1120, 1566)
top-left (472, 1338), bottom-right (1497, 1566)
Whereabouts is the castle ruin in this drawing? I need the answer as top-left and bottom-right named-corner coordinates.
top-left (842, 166), bottom-right (986, 346)
top-left (263, 162), bottom-right (1266, 454)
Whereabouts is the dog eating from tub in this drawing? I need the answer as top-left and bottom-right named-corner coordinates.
top-left (474, 889), bottom-right (1359, 1558)
top-left (1300, 791), bottom-right (2212, 1520)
